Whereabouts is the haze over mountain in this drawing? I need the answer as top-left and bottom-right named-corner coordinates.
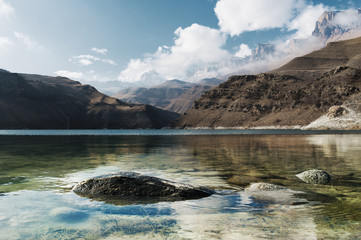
top-left (0, 70), bottom-right (179, 129)
top-left (114, 78), bottom-right (223, 114)
top-left (173, 36), bottom-right (361, 129)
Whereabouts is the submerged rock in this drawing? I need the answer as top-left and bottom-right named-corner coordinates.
top-left (245, 182), bottom-right (287, 191)
top-left (296, 170), bottom-right (331, 184)
top-left (72, 172), bottom-right (214, 201)
top-left (245, 183), bottom-right (307, 205)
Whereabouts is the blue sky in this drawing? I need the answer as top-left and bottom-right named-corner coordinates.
top-left (0, 0), bottom-right (360, 87)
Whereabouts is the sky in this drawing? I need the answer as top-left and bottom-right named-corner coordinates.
top-left (0, 0), bottom-right (360, 89)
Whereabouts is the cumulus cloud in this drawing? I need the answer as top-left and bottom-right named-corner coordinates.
top-left (0, 0), bottom-right (14, 19)
top-left (14, 31), bottom-right (45, 50)
top-left (54, 70), bottom-right (84, 79)
top-left (333, 9), bottom-right (361, 28)
top-left (287, 4), bottom-right (327, 39)
top-left (91, 47), bottom-right (108, 55)
top-left (214, 0), bottom-right (301, 36)
top-left (234, 44), bottom-right (252, 58)
top-left (118, 23), bottom-right (231, 82)
top-left (116, 1), bottom-right (360, 87)
top-left (70, 54), bottom-right (116, 66)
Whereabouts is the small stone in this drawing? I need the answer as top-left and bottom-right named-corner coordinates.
top-left (245, 182), bottom-right (287, 192)
top-left (296, 170), bottom-right (331, 184)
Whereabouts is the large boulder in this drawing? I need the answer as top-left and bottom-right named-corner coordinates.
top-left (326, 105), bottom-right (347, 118)
top-left (72, 172), bottom-right (214, 201)
top-left (296, 170), bottom-right (331, 184)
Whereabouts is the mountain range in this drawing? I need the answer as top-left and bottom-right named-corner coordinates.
top-left (0, 70), bottom-right (179, 129)
top-left (114, 78), bottom-right (223, 114)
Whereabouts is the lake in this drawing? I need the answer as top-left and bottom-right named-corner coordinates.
top-left (0, 130), bottom-right (361, 239)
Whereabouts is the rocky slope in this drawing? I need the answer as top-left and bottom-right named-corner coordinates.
top-left (114, 78), bottom-right (223, 114)
top-left (173, 36), bottom-right (361, 129)
top-left (0, 70), bottom-right (180, 129)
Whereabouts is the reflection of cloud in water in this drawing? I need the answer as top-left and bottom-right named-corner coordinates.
top-left (169, 192), bottom-right (318, 240)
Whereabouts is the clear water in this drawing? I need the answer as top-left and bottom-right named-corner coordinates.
top-left (0, 130), bottom-right (361, 239)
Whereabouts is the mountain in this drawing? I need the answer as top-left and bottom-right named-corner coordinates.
top-left (251, 43), bottom-right (276, 61)
top-left (172, 36), bottom-right (361, 129)
top-left (114, 78), bottom-right (223, 114)
top-left (197, 78), bottom-right (224, 86)
top-left (0, 70), bottom-right (180, 129)
top-left (312, 9), bottom-right (361, 43)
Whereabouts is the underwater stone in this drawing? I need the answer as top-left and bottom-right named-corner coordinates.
top-left (296, 170), bottom-right (331, 184)
top-left (72, 172), bottom-right (214, 200)
top-left (245, 182), bottom-right (287, 191)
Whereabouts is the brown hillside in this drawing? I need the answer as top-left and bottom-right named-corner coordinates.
top-left (173, 36), bottom-right (361, 128)
top-left (0, 71), bottom-right (179, 129)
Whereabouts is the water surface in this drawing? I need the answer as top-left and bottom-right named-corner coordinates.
top-left (0, 130), bottom-right (360, 239)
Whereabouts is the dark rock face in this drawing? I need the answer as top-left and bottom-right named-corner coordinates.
top-left (0, 71), bottom-right (180, 129)
top-left (72, 172), bottom-right (214, 201)
top-left (296, 170), bottom-right (332, 185)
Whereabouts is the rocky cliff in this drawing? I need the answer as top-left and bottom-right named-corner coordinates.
top-left (0, 70), bottom-right (180, 129)
top-left (173, 37), bottom-right (361, 129)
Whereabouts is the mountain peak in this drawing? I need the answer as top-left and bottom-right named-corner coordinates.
top-left (312, 9), bottom-right (361, 43)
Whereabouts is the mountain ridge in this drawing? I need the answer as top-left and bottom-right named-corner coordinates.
top-left (0, 70), bottom-right (179, 129)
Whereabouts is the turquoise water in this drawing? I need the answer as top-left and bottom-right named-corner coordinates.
top-left (0, 130), bottom-right (361, 239)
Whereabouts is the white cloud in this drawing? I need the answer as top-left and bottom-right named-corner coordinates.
top-left (214, 0), bottom-right (301, 36)
top-left (91, 47), bottom-right (108, 55)
top-left (288, 4), bottom-right (327, 39)
top-left (14, 31), bottom-right (45, 50)
top-left (79, 58), bottom-right (93, 66)
top-left (54, 70), bottom-right (84, 79)
top-left (333, 9), bottom-right (361, 28)
top-left (70, 54), bottom-right (116, 66)
top-left (0, 0), bottom-right (14, 19)
top-left (118, 23), bottom-right (231, 83)
top-left (234, 44), bottom-right (252, 58)
top-left (0, 36), bottom-right (13, 50)
top-left (102, 59), bottom-right (116, 65)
